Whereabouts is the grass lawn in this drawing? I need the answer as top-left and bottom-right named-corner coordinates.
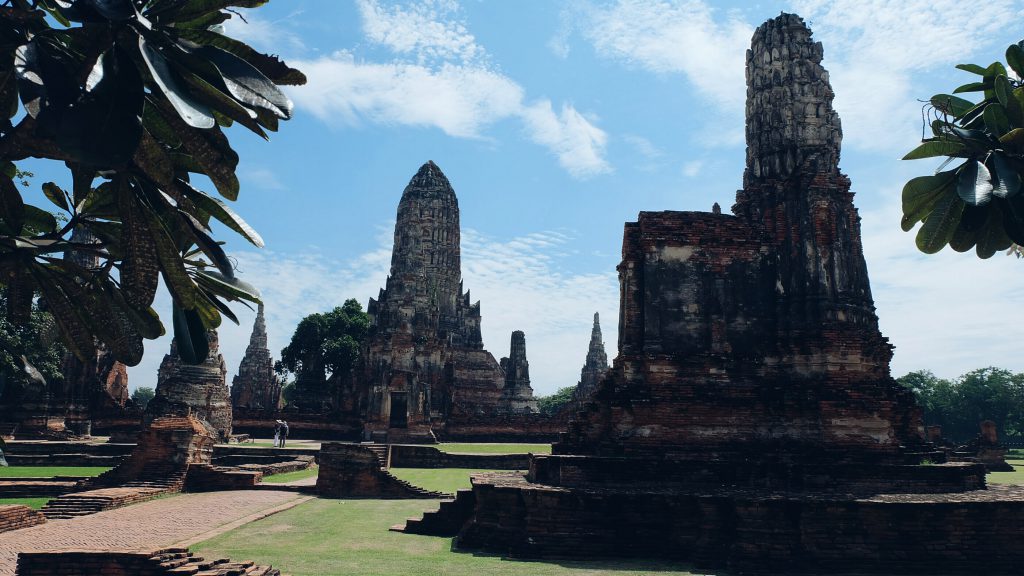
top-left (388, 468), bottom-right (510, 493)
top-left (0, 497), bottom-right (51, 509)
top-left (436, 443), bottom-right (551, 455)
top-left (193, 498), bottom-right (699, 576)
top-left (988, 459), bottom-right (1024, 485)
top-left (0, 466), bottom-right (109, 478)
top-left (263, 466), bottom-right (319, 484)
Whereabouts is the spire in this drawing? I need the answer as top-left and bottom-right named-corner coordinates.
top-left (246, 303), bottom-right (269, 353)
top-left (574, 312), bottom-right (609, 406)
top-left (744, 13), bottom-right (841, 186)
top-left (403, 160), bottom-right (455, 199)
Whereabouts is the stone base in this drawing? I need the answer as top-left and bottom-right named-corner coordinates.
top-left (0, 505), bottom-right (45, 533)
top-left (316, 443), bottom-right (446, 499)
top-left (449, 473), bottom-right (1024, 574)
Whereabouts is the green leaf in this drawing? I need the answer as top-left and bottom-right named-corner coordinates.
top-left (949, 218), bottom-right (979, 253)
top-left (954, 81), bottom-right (989, 94)
top-left (957, 160), bottom-right (994, 206)
top-left (916, 191), bottom-right (965, 253)
top-left (956, 63), bottom-right (989, 76)
top-left (982, 103), bottom-right (1011, 137)
top-left (175, 65), bottom-right (268, 138)
top-left (902, 140), bottom-right (966, 160)
top-left (195, 269), bottom-right (260, 302)
top-left (0, 175), bottom-right (25, 234)
top-left (994, 75), bottom-right (1012, 107)
top-left (930, 94), bottom-right (975, 118)
top-left (176, 179), bottom-right (263, 247)
top-left (139, 36), bottom-right (215, 129)
top-left (41, 183), bottom-right (69, 212)
top-left (180, 210), bottom-right (233, 277)
top-left (172, 303), bottom-right (209, 364)
top-left (1008, 43), bottom-right (1024, 79)
top-left (975, 202), bottom-right (1013, 258)
top-left (998, 128), bottom-right (1024, 145)
top-left (901, 171), bottom-right (957, 231)
top-left (195, 45), bottom-right (292, 119)
top-left (991, 154), bottom-right (1022, 199)
top-left (21, 205), bottom-right (58, 234)
top-left (174, 27), bottom-right (306, 86)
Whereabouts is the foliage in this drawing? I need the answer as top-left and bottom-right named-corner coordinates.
top-left (902, 41), bottom-right (1024, 257)
top-left (130, 385), bottom-right (154, 409)
top-left (0, 288), bottom-right (65, 401)
top-left (536, 385), bottom-right (575, 416)
top-left (278, 299), bottom-right (369, 404)
top-left (898, 367), bottom-right (1024, 441)
top-left (0, 0), bottom-right (305, 368)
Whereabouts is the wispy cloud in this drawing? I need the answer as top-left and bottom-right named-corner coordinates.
top-left (127, 226), bottom-right (619, 396)
top-left (572, 1), bottom-right (752, 112)
top-left (791, 0), bottom-right (1022, 152)
top-left (287, 0), bottom-right (610, 179)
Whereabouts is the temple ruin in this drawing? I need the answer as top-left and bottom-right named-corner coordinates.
top-left (146, 329), bottom-right (232, 442)
top-left (498, 331), bottom-right (538, 414)
top-left (570, 312), bottom-right (608, 411)
top-left (362, 161), bottom-right (536, 441)
top-left (230, 304), bottom-right (283, 413)
top-left (399, 15), bottom-right (1024, 572)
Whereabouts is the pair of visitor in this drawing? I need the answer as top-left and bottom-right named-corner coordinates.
top-left (273, 420), bottom-right (289, 447)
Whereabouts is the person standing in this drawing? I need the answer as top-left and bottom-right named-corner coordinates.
top-left (280, 420), bottom-right (289, 448)
top-left (273, 420), bottom-right (281, 448)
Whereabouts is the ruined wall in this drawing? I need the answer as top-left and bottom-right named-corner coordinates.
top-left (498, 331), bottom-right (538, 414)
top-left (316, 442), bottom-right (445, 498)
top-left (145, 330), bottom-right (232, 441)
top-left (557, 14), bottom-right (922, 463)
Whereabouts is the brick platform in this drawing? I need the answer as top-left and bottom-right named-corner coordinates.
top-left (16, 548), bottom-right (282, 575)
top-left (0, 507), bottom-right (44, 534)
top-left (316, 443), bottom-right (446, 498)
top-left (0, 490), bottom-right (304, 576)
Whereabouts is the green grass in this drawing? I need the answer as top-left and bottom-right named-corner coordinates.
top-left (0, 466), bottom-right (110, 478)
top-left (988, 459), bottom-right (1024, 485)
top-left (389, 468), bottom-right (511, 493)
top-left (193, 498), bottom-right (699, 576)
top-left (262, 466), bottom-right (319, 484)
top-left (436, 443), bottom-right (551, 455)
top-left (0, 497), bottom-right (51, 510)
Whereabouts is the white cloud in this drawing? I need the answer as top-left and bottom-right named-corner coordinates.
top-left (681, 159), bottom-right (703, 177)
top-left (576, 0), bottom-right (752, 112)
top-left (222, 9), bottom-right (307, 56)
top-left (861, 190), bottom-right (1024, 380)
top-left (287, 0), bottom-right (610, 179)
top-left (127, 226), bottom-right (619, 397)
top-left (357, 0), bottom-right (481, 65)
top-left (790, 0), bottom-right (1022, 152)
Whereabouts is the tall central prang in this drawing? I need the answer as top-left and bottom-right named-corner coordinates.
top-left (364, 161), bottom-right (535, 442)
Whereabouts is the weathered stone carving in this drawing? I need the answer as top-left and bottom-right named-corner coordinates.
top-left (571, 312), bottom-right (608, 411)
top-left (362, 161), bottom-right (509, 440)
top-left (230, 304), bottom-right (283, 412)
top-left (146, 330), bottom-right (232, 442)
top-left (401, 15), bottom-right (1024, 572)
top-left (498, 331), bottom-right (537, 414)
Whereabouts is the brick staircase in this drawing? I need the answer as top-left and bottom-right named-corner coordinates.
top-left (392, 488), bottom-right (476, 535)
top-left (41, 465), bottom-right (187, 519)
top-left (16, 547), bottom-right (284, 575)
top-left (363, 443), bottom-right (389, 467)
top-left (381, 471), bottom-right (449, 498)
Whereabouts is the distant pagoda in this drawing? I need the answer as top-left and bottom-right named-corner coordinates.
top-left (499, 331), bottom-right (538, 414)
top-left (230, 304), bottom-right (283, 412)
top-left (572, 312), bottom-right (608, 410)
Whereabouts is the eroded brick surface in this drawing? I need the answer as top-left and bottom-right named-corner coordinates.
top-left (0, 490), bottom-right (301, 576)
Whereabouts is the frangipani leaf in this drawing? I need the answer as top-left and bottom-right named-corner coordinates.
top-left (991, 154), bottom-right (1022, 199)
top-left (903, 140), bottom-right (966, 160)
top-left (957, 161), bottom-right (994, 206)
top-left (916, 192), bottom-right (965, 253)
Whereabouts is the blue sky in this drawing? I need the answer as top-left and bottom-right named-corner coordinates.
top-left (31, 0), bottom-right (1024, 395)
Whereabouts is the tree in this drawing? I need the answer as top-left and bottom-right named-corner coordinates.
top-left (0, 0), bottom-right (306, 369)
top-left (901, 41), bottom-right (1024, 257)
top-left (898, 367), bottom-right (1024, 441)
top-left (537, 386), bottom-right (575, 416)
top-left (130, 385), bottom-right (154, 409)
top-left (0, 288), bottom-right (65, 403)
top-left (278, 299), bottom-right (370, 407)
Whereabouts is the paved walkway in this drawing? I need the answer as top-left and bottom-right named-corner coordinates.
top-left (0, 490), bottom-right (309, 576)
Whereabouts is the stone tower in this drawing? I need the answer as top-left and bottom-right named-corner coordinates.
top-left (572, 312), bottom-right (608, 409)
top-left (230, 304), bottom-right (283, 412)
top-left (364, 161), bottom-right (506, 440)
top-left (559, 13), bottom-right (921, 461)
top-left (146, 329), bottom-right (232, 441)
top-left (499, 331), bottom-right (537, 414)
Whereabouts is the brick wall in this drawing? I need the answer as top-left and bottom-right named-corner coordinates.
top-left (0, 505), bottom-right (45, 533)
top-left (389, 445), bottom-right (528, 469)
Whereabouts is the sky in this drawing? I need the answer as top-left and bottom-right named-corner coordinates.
top-left (24, 0), bottom-right (1024, 396)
